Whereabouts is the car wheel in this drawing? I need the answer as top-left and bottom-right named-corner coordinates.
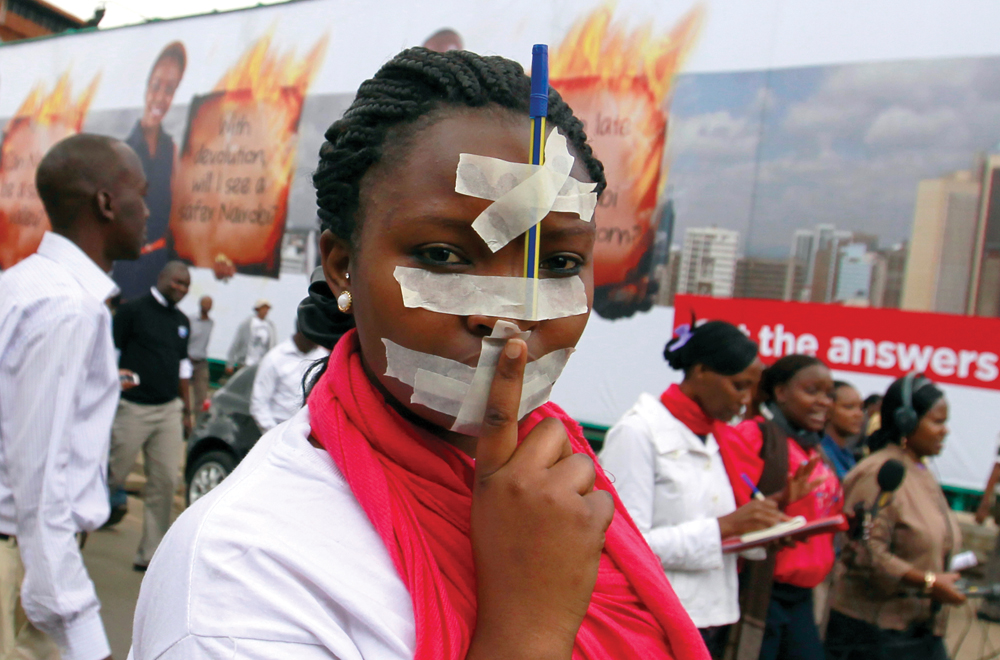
top-left (187, 450), bottom-right (237, 506)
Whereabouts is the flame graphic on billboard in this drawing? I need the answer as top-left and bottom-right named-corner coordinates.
top-left (551, 5), bottom-right (702, 102)
top-left (0, 73), bottom-right (102, 269)
top-left (214, 30), bottom-right (328, 101)
top-left (550, 4), bottom-right (702, 314)
top-left (170, 31), bottom-right (328, 276)
top-left (6, 72), bottom-right (100, 131)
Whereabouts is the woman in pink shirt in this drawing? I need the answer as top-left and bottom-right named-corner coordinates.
top-left (719, 355), bottom-right (843, 660)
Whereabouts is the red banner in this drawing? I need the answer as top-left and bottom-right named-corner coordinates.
top-left (673, 295), bottom-right (1000, 390)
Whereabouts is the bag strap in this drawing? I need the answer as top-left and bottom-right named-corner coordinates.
top-left (724, 421), bottom-right (789, 660)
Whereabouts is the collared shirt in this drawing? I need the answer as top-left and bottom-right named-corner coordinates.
top-left (599, 393), bottom-right (743, 628)
top-left (148, 287), bottom-right (193, 380)
top-left (187, 316), bottom-right (214, 362)
top-left (0, 232), bottom-right (114, 660)
top-left (250, 339), bottom-right (329, 432)
top-left (128, 409), bottom-right (415, 660)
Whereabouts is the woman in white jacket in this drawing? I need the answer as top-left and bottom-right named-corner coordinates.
top-left (600, 320), bottom-right (784, 658)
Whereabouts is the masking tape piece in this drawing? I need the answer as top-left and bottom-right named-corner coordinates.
top-left (456, 131), bottom-right (598, 253)
top-left (393, 266), bottom-right (588, 321)
top-left (381, 322), bottom-right (574, 436)
top-left (451, 321), bottom-right (528, 434)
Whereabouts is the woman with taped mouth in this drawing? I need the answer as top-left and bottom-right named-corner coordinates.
top-left (825, 374), bottom-right (963, 660)
top-left (127, 48), bottom-right (708, 660)
top-left (722, 355), bottom-right (844, 660)
top-left (598, 320), bottom-right (788, 658)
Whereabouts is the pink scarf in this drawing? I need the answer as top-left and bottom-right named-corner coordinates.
top-left (308, 331), bottom-right (709, 659)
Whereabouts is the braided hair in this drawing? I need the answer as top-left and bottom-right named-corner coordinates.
top-left (313, 47), bottom-right (606, 243)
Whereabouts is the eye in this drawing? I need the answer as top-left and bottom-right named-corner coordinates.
top-left (541, 253), bottom-right (583, 275)
top-left (414, 245), bottom-right (469, 267)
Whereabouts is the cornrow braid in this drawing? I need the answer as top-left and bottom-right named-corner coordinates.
top-left (313, 47), bottom-right (606, 242)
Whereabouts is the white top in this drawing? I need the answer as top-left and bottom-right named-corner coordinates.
top-left (250, 339), bottom-right (329, 432)
top-left (128, 408), bottom-right (415, 660)
top-left (598, 393), bottom-right (741, 628)
top-left (246, 317), bottom-right (274, 367)
top-left (186, 316), bottom-right (213, 362)
top-left (0, 232), bottom-right (115, 660)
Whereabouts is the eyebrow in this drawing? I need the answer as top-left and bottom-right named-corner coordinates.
top-left (389, 213), bottom-right (595, 243)
top-left (541, 224), bottom-right (596, 240)
top-left (386, 215), bottom-right (477, 234)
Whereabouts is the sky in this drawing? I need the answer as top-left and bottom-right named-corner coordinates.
top-left (49, 0), bottom-right (286, 27)
top-left (666, 56), bottom-right (1000, 258)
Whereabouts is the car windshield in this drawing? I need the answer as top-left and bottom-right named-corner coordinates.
top-left (224, 366), bottom-right (257, 398)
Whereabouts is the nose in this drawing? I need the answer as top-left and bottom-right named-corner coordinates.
top-left (465, 314), bottom-right (539, 337)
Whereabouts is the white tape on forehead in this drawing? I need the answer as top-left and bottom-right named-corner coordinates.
top-left (456, 131), bottom-right (598, 253)
top-left (382, 321), bottom-right (574, 436)
top-left (393, 266), bottom-right (587, 321)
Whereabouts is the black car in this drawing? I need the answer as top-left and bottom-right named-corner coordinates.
top-left (185, 365), bottom-right (262, 505)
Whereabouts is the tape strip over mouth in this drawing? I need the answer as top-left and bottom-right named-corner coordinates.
top-left (393, 266), bottom-right (588, 321)
top-left (456, 130), bottom-right (598, 253)
top-left (382, 321), bottom-right (574, 436)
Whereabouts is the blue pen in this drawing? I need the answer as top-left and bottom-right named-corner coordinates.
top-left (741, 473), bottom-right (766, 501)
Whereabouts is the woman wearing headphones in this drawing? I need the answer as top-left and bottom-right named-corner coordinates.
top-left (825, 373), bottom-right (965, 660)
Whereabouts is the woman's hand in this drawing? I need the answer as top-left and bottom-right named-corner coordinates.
top-left (932, 572), bottom-right (967, 606)
top-left (468, 339), bottom-right (614, 660)
top-left (783, 456), bottom-right (824, 506)
top-left (718, 499), bottom-right (788, 539)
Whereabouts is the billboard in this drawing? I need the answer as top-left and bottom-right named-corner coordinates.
top-left (1, 0), bottom-right (999, 489)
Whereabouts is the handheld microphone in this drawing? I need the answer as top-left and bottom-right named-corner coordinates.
top-left (848, 501), bottom-right (867, 541)
top-left (862, 459), bottom-right (906, 540)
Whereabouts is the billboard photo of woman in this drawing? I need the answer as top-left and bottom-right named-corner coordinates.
top-left (113, 41), bottom-right (186, 301)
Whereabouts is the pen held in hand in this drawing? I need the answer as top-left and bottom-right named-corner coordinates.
top-left (741, 473), bottom-right (766, 501)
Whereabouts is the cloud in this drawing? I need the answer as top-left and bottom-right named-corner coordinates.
top-left (664, 56), bottom-right (1000, 258)
top-left (667, 110), bottom-right (759, 160)
top-left (864, 106), bottom-right (967, 148)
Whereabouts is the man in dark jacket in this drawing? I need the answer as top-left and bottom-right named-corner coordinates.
top-left (109, 261), bottom-right (192, 571)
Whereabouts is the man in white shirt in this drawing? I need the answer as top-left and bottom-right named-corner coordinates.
top-left (0, 134), bottom-right (149, 660)
top-left (250, 329), bottom-right (329, 432)
top-left (227, 300), bottom-right (277, 374)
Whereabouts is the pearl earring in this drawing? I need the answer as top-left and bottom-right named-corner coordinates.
top-left (337, 290), bottom-right (353, 313)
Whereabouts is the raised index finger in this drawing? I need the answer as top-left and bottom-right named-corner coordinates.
top-left (475, 338), bottom-right (527, 480)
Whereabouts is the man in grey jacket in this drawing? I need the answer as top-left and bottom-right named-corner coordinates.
top-left (226, 299), bottom-right (277, 373)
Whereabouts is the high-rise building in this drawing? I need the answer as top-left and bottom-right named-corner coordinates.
top-left (735, 257), bottom-right (799, 300)
top-left (784, 230), bottom-right (814, 300)
top-left (677, 228), bottom-right (739, 297)
top-left (655, 246), bottom-right (682, 306)
top-left (901, 169), bottom-right (981, 314)
top-left (881, 243), bottom-right (907, 309)
top-left (834, 243), bottom-right (875, 303)
top-left (970, 155), bottom-right (1000, 317)
top-left (783, 224), bottom-right (853, 303)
